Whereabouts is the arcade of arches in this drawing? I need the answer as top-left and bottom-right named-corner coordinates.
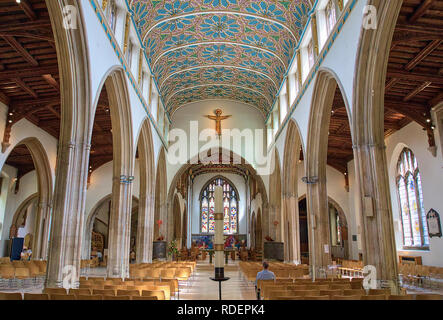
top-left (0, 0), bottom-right (442, 300)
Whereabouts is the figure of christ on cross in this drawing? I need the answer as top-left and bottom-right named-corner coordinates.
top-left (204, 109), bottom-right (232, 137)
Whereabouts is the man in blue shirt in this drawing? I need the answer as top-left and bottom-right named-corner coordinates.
top-left (255, 261), bottom-right (275, 300)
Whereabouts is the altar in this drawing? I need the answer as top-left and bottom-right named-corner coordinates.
top-left (202, 248), bottom-right (237, 264)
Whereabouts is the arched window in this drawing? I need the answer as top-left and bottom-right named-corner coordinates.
top-left (396, 148), bottom-right (429, 249)
top-left (200, 177), bottom-right (238, 235)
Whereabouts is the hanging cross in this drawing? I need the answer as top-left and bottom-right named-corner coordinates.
top-left (204, 109), bottom-right (232, 136)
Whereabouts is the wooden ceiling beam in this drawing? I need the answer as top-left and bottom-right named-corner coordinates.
top-left (403, 81), bottom-right (432, 102)
top-left (404, 40), bottom-right (442, 71)
top-left (408, 0), bottom-right (436, 23)
top-left (0, 65), bottom-right (57, 81)
top-left (0, 20), bottom-right (52, 33)
top-left (385, 78), bottom-right (399, 92)
top-left (17, 0), bottom-right (38, 21)
top-left (42, 74), bottom-right (59, 92)
top-left (9, 95), bottom-right (59, 106)
top-left (2, 36), bottom-right (39, 67)
top-left (13, 78), bottom-right (37, 98)
top-left (386, 69), bottom-right (443, 84)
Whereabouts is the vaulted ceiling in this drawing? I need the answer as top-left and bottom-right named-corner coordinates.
top-left (130, 0), bottom-right (314, 115)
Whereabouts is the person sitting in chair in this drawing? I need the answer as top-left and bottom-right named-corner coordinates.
top-left (255, 261), bottom-right (275, 300)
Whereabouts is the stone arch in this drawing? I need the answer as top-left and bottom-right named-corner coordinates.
top-left (84, 194), bottom-right (139, 261)
top-left (2, 137), bottom-right (54, 260)
top-left (268, 148), bottom-right (282, 242)
top-left (154, 147), bottom-right (167, 241)
top-left (10, 193), bottom-right (39, 245)
top-left (282, 119), bottom-right (305, 263)
top-left (352, 0), bottom-right (402, 290)
top-left (166, 148), bottom-right (269, 249)
top-left (198, 175), bottom-right (241, 201)
top-left (305, 68), bottom-right (352, 276)
top-left (134, 118), bottom-right (156, 263)
top-left (327, 197), bottom-right (349, 260)
top-left (92, 68), bottom-right (135, 278)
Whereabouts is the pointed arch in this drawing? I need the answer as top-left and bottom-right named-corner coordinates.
top-left (305, 68), bottom-right (351, 275)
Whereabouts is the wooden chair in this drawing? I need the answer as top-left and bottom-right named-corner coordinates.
top-left (142, 290), bottom-right (165, 300)
top-left (343, 289), bottom-right (366, 296)
top-left (131, 296), bottom-right (157, 300)
top-left (24, 293), bottom-right (50, 300)
top-left (70, 288), bottom-right (92, 296)
top-left (50, 294), bottom-right (76, 300)
top-left (92, 289), bottom-right (115, 296)
top-left (361, 294), bottom-right (386, 300)
top-left (388, 295), bottom-right (414, 300)
top-left (320, 289), bottom-right (343, 297)
top-left (103, 295), bottom-right (131, 300)
top-left (332, 295), bottom-right (362, 300)
top-left (415, 294), bottom-right (442, 300)
top-left (304, 296), bottom-right (330, 300)
top-left (43, 288), bottom-right (68, 295)
top-left (0, 292), bottom-right (22, 300)
top-left (77, 294), bottom-right (103, 300)
top-left (290, 290), bottom-right (320, 297)
top-left (117, 289), bottom-right (140, 297)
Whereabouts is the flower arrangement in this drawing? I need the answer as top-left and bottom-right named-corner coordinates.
top-left (167, 240), bottom-right (179, 260)
top-left (265, 236), bottom-right (274, 242)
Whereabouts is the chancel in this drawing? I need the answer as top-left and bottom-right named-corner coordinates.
top-left (0, 0), bottom-right (442, 303)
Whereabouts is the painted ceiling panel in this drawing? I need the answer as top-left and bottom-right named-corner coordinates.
top-left (129, 0), bottom-right (313, 115)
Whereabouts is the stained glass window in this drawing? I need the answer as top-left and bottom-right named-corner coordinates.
top-left (396, 148), bottom-right (429, 248)
top-left (200, 178), bottom-right (238, 234)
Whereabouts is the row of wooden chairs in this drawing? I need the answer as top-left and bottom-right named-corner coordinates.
top-left (79, 278), bottom-right (173, 299)
top-left (260, 280), bottom-right (363, 300)
top-left (0, 261), bottom-right (47, 289)
top-left (399, 263), bottom-right (443, 288)
top-left (44, 287), bottom-right (167, 300)
top-left (271, 294), bottom-right (442, 300)
top-left (0, 292), bottom-right (157, 301)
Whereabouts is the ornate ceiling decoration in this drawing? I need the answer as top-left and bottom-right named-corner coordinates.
top-left (130, 0), bottom-right (313, 116)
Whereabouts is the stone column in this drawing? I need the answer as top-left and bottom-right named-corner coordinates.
top-left (136, 193), bottom-right (154, 264)
top-left (107, 175), bottom-right (134, 279)
top-left (46, 142), bottom-right (90, 288)
top-left (354, 143), bottom-right (399, 293)
top-left (306, 177), bottom-right (331, 279)
top-left (286, 194), bottom-right (301, 264)
top-left (32, 201), bottom-right (51, 260)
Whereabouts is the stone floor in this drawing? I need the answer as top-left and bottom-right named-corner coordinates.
top-left (178, 260), bottom-right (256, 300)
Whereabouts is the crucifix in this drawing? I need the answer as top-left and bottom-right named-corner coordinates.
top-left (204, 109), bottom-right (232, 136)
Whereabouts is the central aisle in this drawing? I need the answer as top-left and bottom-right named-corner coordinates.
top-left (179, 261), bottom-right (256, 300)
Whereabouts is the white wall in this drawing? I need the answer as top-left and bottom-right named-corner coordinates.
top-left (189, 173), bottom-right (248, 239)
top-left (386, 122), bottom-right (443, 267)
top-left (167, 100), bottom-right (267, 189)
top-left (0, 169), bottom-right (38, 257)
